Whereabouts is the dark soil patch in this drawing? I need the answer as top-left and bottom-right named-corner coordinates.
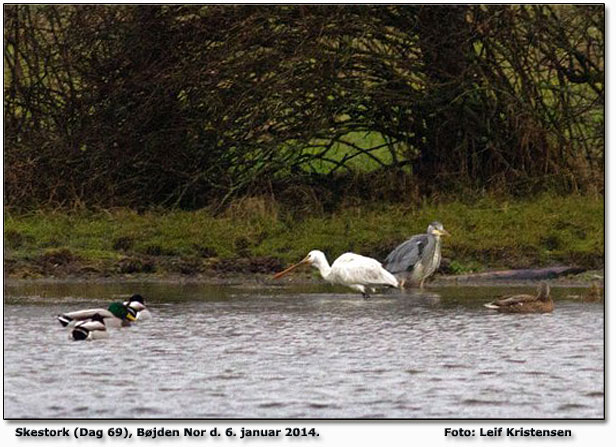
top-left (40, 238), bottom-right (62, 248)
top-left (166, 257), bottom-right (205, 275)
top-left (437, 258), bottom-right (453, 274)
top-left (212, 256), bottom-right (284, 274)
top-left (192, 244), bottom-right (218, 258)
top-left (113, 236), bottom-right (134, 251)
top-left (565, 252), bottom-right (604, 270)
top-left (116, 257), bottom-right (157, 274)
top-left (5, 248), bottom-right (88, 277)
top-left (233, 237), bottom-right (251, 257)
top-left (144, 244), bottom-right (177, 256)
top-left (5, 229), bottom-right (34, 249)
top-left (37, 248), bottom-right (79, 266)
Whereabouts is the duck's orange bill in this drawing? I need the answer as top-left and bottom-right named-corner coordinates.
top-left (273, 259), bottom-right (308, 279)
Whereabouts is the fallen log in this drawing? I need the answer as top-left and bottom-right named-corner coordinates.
top-left (442, 266), bottom-right (586, 282)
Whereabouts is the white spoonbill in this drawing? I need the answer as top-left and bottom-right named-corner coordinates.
top-left (273, 250), bottom-right (399, 297)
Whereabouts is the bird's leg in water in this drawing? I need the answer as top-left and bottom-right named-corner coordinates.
top-left (399, 279), bottom-right (406, 290)
top-left (419, 279), bottom-right (425, 289)
top-left (351, 284), bottom-right (369, 298)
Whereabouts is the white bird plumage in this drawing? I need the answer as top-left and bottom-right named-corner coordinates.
top-left (274, 250), bottom-right (398, 297)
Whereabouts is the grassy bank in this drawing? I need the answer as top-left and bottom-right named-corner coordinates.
top-left (3, 194), bottom-right (604, 279)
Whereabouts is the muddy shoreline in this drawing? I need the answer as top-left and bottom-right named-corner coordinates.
top-left (3, 267), bottom-right (604, 288)
top-left (4, 248), bottom-right (603, 288)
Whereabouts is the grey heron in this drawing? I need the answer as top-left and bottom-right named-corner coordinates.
top-left (383, 221), bottom-right (450, 289)
top-left (484, 282), bottom-right (553, 313)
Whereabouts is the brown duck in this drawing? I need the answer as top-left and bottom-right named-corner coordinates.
top-left (484, 282), bottom-right (553, 313)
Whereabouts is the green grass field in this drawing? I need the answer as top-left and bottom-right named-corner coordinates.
top-left (4, 193), bottom-right (604, 278)
top-left (299, 131), bottom-right (400, 174)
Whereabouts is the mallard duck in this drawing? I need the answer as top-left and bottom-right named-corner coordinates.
top-left (57, 294), bottom-right (148, 327)
top-left (125, 294), bottom-right (151, 320)
top-left (484, 282), bottom-right (553, 313)
top-left (69, 313), bottom-right (108, 341)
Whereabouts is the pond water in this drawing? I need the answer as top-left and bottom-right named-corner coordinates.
top-left (3, 281), bottom-right (604, 419)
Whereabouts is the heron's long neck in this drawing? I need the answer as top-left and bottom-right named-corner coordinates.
top-left (433, 235), bottom-right (443, 254)
top-left (313, 256), bottom-right (333, 281)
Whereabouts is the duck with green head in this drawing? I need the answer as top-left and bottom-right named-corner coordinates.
top-left (57, 294), bottom-right (149, 328)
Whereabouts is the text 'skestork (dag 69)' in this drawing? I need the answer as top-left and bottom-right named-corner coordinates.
top-left (273, 250), bottom-right (399, 298)
top-left (384, 221), bottom-right (450, 289)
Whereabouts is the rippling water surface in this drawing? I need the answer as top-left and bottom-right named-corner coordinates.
top-left (3, 281), bottom-right (604, 418)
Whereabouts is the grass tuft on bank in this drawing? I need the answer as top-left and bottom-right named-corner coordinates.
top-left (3, 194), bottom-right (604, 278)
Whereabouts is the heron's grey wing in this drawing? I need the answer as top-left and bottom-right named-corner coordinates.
top-left (384, 234), bottom-right (429, 274)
